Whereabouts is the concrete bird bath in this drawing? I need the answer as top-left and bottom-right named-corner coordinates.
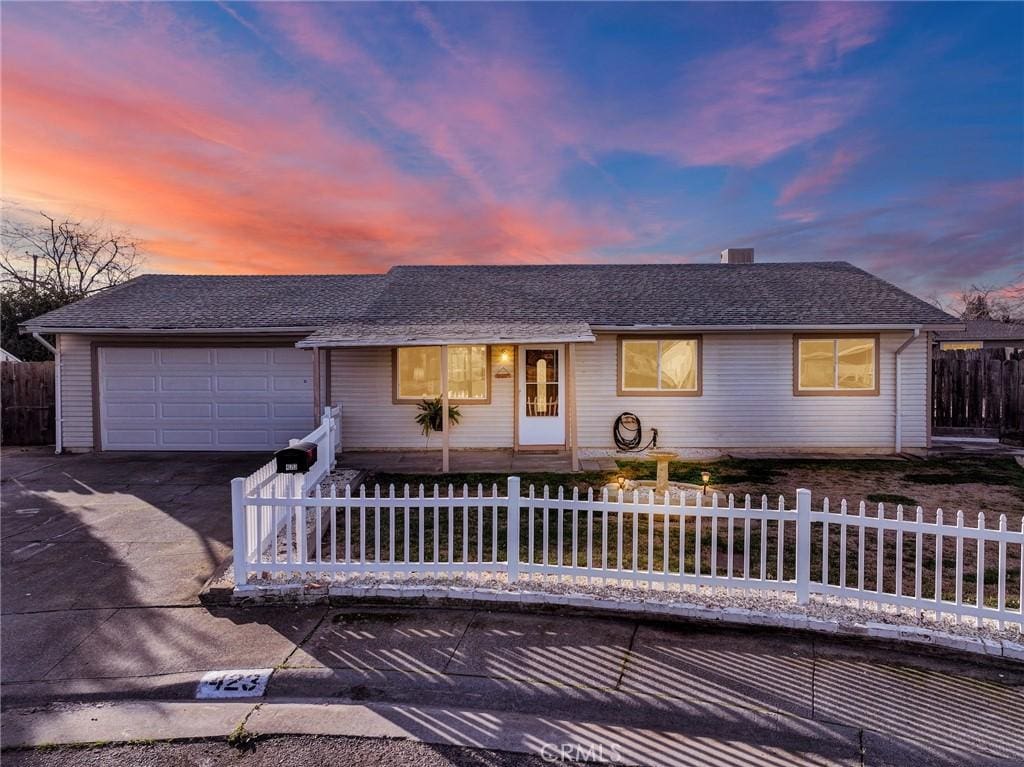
top-left (646, 450), bottom-right (678, 494)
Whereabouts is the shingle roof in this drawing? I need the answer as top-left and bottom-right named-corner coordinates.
top-left (299, 320), bottom-right (595, 347)
top-left (22, 261), bottom-right (958, 333)
top-left (22, 274), bottom-right (387, 330)
top-left (932, 318), bottom-right (1024, 341)
top-left (364, 262), bottom-right (957, 327)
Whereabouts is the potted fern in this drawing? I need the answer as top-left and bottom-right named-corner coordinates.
top-left (415, 397), bottom-right (461, 447)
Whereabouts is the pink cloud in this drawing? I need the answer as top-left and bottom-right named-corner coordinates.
top-left (775, 2), bottom-right (888, 68)
top-left (260, 3), bottom-right (588, 207)
top-left (740, 176), bottom-right (1024, 297)
top-left (617, 3), bottom-right (886, 167)
top-left (778, 144), bottom-right (870, 206)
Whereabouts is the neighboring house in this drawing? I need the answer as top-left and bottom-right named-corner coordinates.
top-left (0, 348), bottom-right (23, 363)
top-left (931, 319), bottom-right (1024, 352)
top-left (20, 252), bottom-right (961, 459)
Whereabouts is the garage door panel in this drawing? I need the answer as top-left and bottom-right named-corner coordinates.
top-left (216, 348), bottom-right (270, 365)
top-left (217, 376), bottom-right (270, 392)
top-left (104, 348), bottom-right (156, 365)
top-left (161, 376), bottom-right (213, 392)
top-left (217, 403), bottom-right (270, 418)
top-left (161, 402), bottom-right (214, 419)
top-left (273, 375), bottom-right (312, 392)
top-left (105, 376), bottom-right (157, 392)
top-left (105, 429), bottom-right (159, 446)
top-left (99, 346), bottom-right (313, 451)
top-left (160, 348), bottom-right (213, 365)
top-left (162, 429), bottom-right (215, 446)
top-left (272, 402), bottom-right (310, 418)
top-left (106, 403), bottom-right (158, 418)
top-left (218, 429), bottom-right (272, 447)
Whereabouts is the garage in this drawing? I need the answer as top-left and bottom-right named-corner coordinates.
top-left (97, 346), bottom-right (314, 451)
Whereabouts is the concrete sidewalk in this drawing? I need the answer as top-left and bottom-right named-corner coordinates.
top-left (3, 606), bottom-right (1023, 765)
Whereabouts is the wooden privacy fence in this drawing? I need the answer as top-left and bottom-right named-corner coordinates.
top-left (1, 361), bottom-right (55, 446)
top-left (231, 478), bottom-right (1024, 630)
top-left (932, 349), bottom-right (1024, 437)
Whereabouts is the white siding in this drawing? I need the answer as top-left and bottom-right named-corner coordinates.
top-left (60, 330), bottom-right (929, 454)
top-left (330, 346), bottom-right (514, 449)
top-left (575, 332), bottom-right (927, 450)
top-left (58, 334), bottom-right (95, 450)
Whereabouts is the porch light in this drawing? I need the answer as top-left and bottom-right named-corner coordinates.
top-left (701, 471), bottom-right (711, 492)
top-left (498, 347), bottom-right (512, 364)
top-left (616, 475), bottom-right (626, 490)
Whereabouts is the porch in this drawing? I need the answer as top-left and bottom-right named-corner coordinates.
top-left (338, 448), bottom-right (589, 474)
top-left (301, 320), bottom-right (597, 473)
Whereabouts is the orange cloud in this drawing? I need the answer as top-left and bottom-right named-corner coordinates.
top-left (1, 4), bottom-right (625, 275)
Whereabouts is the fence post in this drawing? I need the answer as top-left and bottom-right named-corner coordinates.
top-left (293, 472), bottom-right (307, 565)
top-left (796, 488), bottom-right (811, 605)
top-left (507, 476), bottom-right (520, 583)
top-left (231, 477), bottom-right (247, 586)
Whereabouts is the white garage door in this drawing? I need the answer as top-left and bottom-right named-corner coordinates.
top-left (98, 346), bottom-right (314, 451)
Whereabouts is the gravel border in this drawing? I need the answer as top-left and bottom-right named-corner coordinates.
top-left (230, 572), bottom-right (1023, 661)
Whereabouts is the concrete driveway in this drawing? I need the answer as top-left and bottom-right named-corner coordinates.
top-left (1, 447), bottom-right (307, 686)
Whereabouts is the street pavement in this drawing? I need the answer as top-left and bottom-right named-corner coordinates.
top-left (2, 449), bottom-right (1023, 766)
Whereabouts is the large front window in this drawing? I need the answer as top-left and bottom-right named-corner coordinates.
top-left (395, 345), bottom-right (488, 402)
top-left (796, 336), bottom-right (877, 394)
top-left (619, 337), bottom-right (700, 394)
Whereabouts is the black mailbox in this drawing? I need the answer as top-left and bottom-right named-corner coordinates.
top-left (275, 441), bottom-right (318, 474)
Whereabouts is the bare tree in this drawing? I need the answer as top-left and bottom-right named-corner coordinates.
top-left (932, 276), bottom-right (1024, 322)
top-left (1, 209), bottom-right (143, 302)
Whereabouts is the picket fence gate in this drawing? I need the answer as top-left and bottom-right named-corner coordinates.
top-left (231, 471), bottom-right (1024, 630)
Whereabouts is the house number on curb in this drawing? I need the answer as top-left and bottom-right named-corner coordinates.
top-left (196, 668), bottom-right (273, 699)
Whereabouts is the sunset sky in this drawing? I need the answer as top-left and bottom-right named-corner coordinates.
top-left (2, 2), bottom-right (1021, 302)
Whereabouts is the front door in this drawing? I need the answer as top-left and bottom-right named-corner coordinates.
top-left (518, 345), bottom-right (565, 446)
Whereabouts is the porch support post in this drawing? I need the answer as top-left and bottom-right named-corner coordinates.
top-left (312, 346), bottom-right (322, 427)
top-left (441, 345), bottom-right (450, 473)
top-left (567, 342), bottom-right (579, 471)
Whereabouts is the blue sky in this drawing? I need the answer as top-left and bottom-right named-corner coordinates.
top-left (2, 2), bottom-right (1021, 301)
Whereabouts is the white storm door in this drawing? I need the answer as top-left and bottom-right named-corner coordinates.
top-left (98, 346), bottom-right (313, 451)
top-left (518, 345), bottom-right (565, 446)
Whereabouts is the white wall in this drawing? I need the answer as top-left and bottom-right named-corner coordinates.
top-left (61, 330), bottom-right (929, 453)
top-left (58, 334), bottom-right (95, 451)
top-left (329, 346), bottom-right (514, 450)
top-left (574, 332), bottom-right (927, 450)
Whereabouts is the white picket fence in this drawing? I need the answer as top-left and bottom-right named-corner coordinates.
top-left (233, 405), bottom-right (341, 563)
top-left (230, 472), bottom-right (1024, 629)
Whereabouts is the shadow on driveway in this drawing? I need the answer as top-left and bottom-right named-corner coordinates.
top-left (1, 449), bottom-right (319, 688)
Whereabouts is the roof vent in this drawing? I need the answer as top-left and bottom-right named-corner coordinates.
top-left (720, 248), bottom-right (754, 264)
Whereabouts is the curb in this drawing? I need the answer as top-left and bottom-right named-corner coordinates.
top-left (211, 581), bottom-right (1024, 663)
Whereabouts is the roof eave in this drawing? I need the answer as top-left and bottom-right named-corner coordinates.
top-left (590, 322), bottom-right (965, 333)
top-left (19, 325), bottom-right (318, 335)
top-left (297, 332), bottom-right (598, 348)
